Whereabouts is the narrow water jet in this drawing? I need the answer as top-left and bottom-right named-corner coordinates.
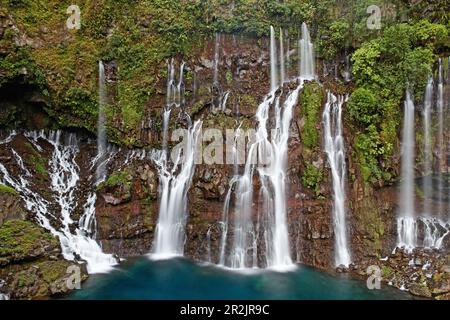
top-left (270, 26), bottom-right (278, 91)
top-left (279, 28), bottom-right (285, 85)
top-left (299, 22), bottom-right (315, 79)
top-left (152, 120), bottom-right (202, 258)
top-left (323, 92), bottom-right (351, 267)
top-left (397, 90), bottom-right (417, 252)
top-left (226, 24), bottom-right (315, 270)
top-left (422, 76), bottom-right (433, 218)
top-left (96, 61), bottom-right (107, 182)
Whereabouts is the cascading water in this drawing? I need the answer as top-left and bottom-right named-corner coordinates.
top-left (219, 124), bottom-right (243, 266)
top-left (152, 120), bottom-right (202, 258)
top-left (166, 59), bottom-right (185, 108)
top-left (96, 61), bottom-right (107, 182)
top-left (270, 26), bottom-right (278, 91)
top-left (299, 22), bottom-right (315, 79)
top-left (279, 28), bottom-right (285, 85)
top-left (224, 24), bottom-right (315, 270)
top-left (437, 59), bottom-right (444, 218)
top-left (422, 76), bottom-right (433, 217)
top-left (38, 131), bottom-right (117, 273)
top-left (0, 130), bottom-right (116, 273)
top-left (152, 59), bottom-right (202, 258)
top-left (397, 90), bottom-right (417, 252)
top-left (323, 92), bottom-right (351, 267)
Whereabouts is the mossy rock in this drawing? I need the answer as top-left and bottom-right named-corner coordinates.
top-left (0, 220), bottom-right (59, 266)
top-left (299, 82), bottom-right (324, 149)
top-left (0, 184), bottom-right (18, 195)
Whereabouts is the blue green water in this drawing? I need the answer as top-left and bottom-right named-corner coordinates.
top-left (69, 258), bottom-right (413, 300)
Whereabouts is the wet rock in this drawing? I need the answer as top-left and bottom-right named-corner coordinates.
top-left (409, 283), bottom-right (432, 298)
top-left (336, 265), bottom-right (349, 273)
top-left (0, 220), bottom-right (88, 299)
top-left (102, 194), bottom-right (123, 206)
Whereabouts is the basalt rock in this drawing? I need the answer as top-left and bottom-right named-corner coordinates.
top-left (0, 220), bottom-right (88, 300)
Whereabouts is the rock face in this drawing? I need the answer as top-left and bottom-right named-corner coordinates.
top-left (0, 220), bottom-right (88, 300)
top-left (96, 163), bottom-right (159, 257)
top-left (0, 29), bottom-right (448, 301)
top-left (0, 187), bottom-right (27, 225)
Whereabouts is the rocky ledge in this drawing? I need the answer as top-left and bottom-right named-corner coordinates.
top-left (0, 218), bottom-right (88, 300)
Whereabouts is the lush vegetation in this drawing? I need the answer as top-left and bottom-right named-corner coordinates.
top-left (0, 220), bottom-right (58, 263)
top-left (349, 19), bottom-right (447, 184)
top-left (1, 0), bottom-right (449, 185)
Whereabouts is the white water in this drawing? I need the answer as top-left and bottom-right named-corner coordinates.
top-left (41, 131), bottom-right (117, 273)
top-left (299, 22), bottom-right (315, 79)
top-left (323, 92), bottom-right (351, 267)
top-left (96, 61), bottom-right (107, 182)
top-left (422, 76), bottom-right (433, 217)
top-left (166, 59), bottom-right (185, 108)
top-left (219, 124), bottom-right (243, 266)
top-left (437, 59), bottom-right (444, 218)
top-left (421, 217), bottom-right (450, 249)
top-left (1, 131), bottom-right (116, 273)
top-left (225, 24), bottom-right (315, 270)
top-left (279, 28), bottom-right (285, 85)
top-left (0, 130), bottom-right (17, 145)
top-left (213, 33), bottom-right (220, 85)
top-left (270, 26), bottom-right (278, 91)
top-left (152, 61), bottom-right (202, 257)
top-left (152, 120), bottom-right (202, 258)
top-left (397, 90), bottom-right (417, 252)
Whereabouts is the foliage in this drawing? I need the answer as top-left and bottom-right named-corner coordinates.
top-left (317, 19), bottom-right (351, 60)
top-left (0, 184), bottom-right (18, 195)
top-left (299, 82), bottom-right (323, 148)
top-left (354, 125), bottom-right (385, 183)
top-left (301, 163), bottom-right (323, 196)
top-left (347, 87), bottom-right (379, 127)
top-left (0, 220), bottom-right (57, 259)
top-left (350, 20), bottom-right (446, 184)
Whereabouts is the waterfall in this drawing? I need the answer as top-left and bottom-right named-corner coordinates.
top-left (96, 61), bottom-right (107, 182)
top-left (437, 59), bottom-right (444, 218)
top-left (219, 125), bottom-right (243, 266)
top-left (270, 26), bottom-right (278, 91)
top-left (323, 92), bottom-right (351, 267)
top-left (0, 130), bottom-right (116, 273)
top-left (397, 90), bottom-right (417, 252)
top-left (261, 86), bottom-right (301, 269)
top-left (152, 60), bottom-right (202, 258)
top-left (343, 54), bottom-right (351, 83)
top-left (299, 22), bottom-right (315, 79)
top-left (41, 131), bottom-right (117, 273)
top-left (422, 76), bottom-right (433, 217)
top-left (152, 120), bottom-right (202, 258)
top-left (213, 33), bottom-right (220, 85)
top-left (166, 59), bottom-right (185, 108)
top-left (279, 28), bottom-right (285, 85)
top-left (224, 24), bottom-right (315, 269)
top-left (206, 227), bottom-right (212, 263)
top-left (0, 130), bottom-right (17, 145)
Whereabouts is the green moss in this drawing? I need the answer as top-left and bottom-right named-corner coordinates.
top-left (357, 196), bottom-right (385, 255)
top-left (0, 220), bottom-right (57, 259)
top-left (98, 169), bottom-right (131, 190)
top-left (301, 163), bottom-right (323, 196)
top-left (0, 184), bottom-right (18, 195)
top-left (299, 82), bottom-right (323, 149)
top-left (38, 260), bottom-right (69, 283)
top-left (24, 142), bottom-right (48, 178)
top-left (382, 265), bottom-right (394, 278)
